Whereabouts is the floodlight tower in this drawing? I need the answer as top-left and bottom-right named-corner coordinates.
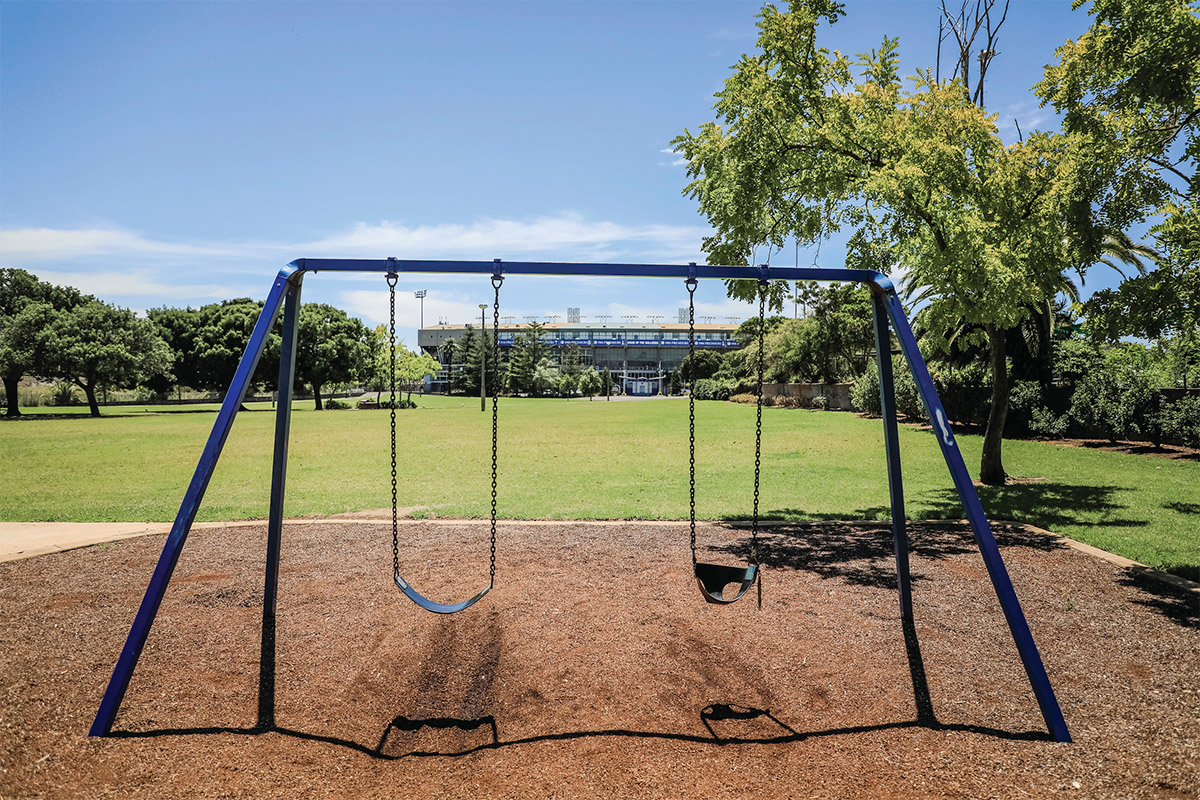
top-left (414, 290), bottom-right (427, 329)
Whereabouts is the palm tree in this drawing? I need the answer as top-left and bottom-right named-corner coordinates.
top-left (902, 228), bottom-right (1158, 483)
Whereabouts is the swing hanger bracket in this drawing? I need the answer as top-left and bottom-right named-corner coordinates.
top-left (757, 263), bottom-right (770, 286)
top-left (491, 258), bottom-right (504, 288)
top-left (385, 257), bottom-right (398, 287)
top-left (686, 261), bottom-right (698, 290)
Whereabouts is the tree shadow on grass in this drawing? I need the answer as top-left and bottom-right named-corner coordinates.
top-left (914, 482), bottom-right (1146, 533)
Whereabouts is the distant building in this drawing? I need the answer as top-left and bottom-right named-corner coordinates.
top-left (418, 320), bottom-right (741, 395)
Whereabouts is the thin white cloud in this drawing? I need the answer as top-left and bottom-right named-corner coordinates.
top-left (997, 99), bottom-right (1058, 140)
top-left (659, 146), bottom-right (687, 168)
top-left (0, 212), bottom-right (710, 267)
top-left (0, 227), bottom-right (244, 262)
top-left (27, 268), bottom-right (242, 302)
top-left (338, 286), bottom-right (581, 331)
top-left (298, 213), bottom-right (707, 262)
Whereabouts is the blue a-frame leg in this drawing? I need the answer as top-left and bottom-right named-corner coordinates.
top-left (257, 271), bottom-right (303, 729)
top-left (872, 291), bottom-right (913, 622)
top-left (89, 258), bottom-right (1069, 743)
top-left (89, 264), bottom-right (297, 737)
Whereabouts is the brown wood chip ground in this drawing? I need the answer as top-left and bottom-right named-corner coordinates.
top-left (1, 520), bottom-right (1197, 799)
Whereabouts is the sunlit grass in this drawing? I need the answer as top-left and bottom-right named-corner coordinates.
top-left (1, 394), bottom-right (1197, 575)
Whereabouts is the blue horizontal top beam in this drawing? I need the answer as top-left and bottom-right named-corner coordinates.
top-left (288, 258), bottom-right (894, 293)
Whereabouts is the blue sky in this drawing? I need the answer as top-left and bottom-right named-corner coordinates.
top-left (2, 0), bottom-right (1095, 345)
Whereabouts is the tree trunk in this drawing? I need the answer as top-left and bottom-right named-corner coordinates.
top-left (980, 324), bottom-right (1009, 485)
top-left (3, 374), bottom-right (20, 417)
top-left (80, 381), bottom-right (101, 418)
top-left (312, 383), bottom-right (323, 411)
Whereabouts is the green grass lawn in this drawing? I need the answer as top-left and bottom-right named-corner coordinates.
top-left (2, 395), bottom-right (1197, 576)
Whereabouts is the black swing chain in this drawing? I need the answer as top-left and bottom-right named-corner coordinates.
top-left (489, 275), bottom-right (503, 583)
top-left (751, 281), bottom-right (766, 567)
top-left (387, 272), bottom-right (400, 582)
top-left (686, 277), bottom-right (698, 565)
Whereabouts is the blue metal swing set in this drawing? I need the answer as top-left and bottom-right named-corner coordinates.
top-left (88, 258), bottom-right (1072, 743)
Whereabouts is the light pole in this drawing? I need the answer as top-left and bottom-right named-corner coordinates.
top-left (414, 290), bottom-right (427, 329)
top-left (479, 304), bottom-right (487, 412)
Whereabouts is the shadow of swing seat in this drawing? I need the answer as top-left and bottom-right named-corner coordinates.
top-left (694, 562), bottom-right (759, 604)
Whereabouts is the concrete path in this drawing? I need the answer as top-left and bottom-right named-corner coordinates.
top-left (0, 521), bottom-right (238, 563)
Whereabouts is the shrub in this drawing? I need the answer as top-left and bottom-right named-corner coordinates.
top-left (692, 378), bottom-right (731, 401)
top-left (1008, 380), bottom-right (1068, 439)
top-left (850, 360), bottom-right (923, 420)
top-left (894, 368), bottom-right (925, 421)
top-left (50, 382), bottom-right (79, 407)
top-left (729, 393), bottom-right (756, 405)
top-left (777, 395), bottom-right (803, 409)
top-left (323, 398), bottom-right (350, 410)
top-left (1071, 363), bottom-right (1158, 442)
top-left (1030, 406), bottom-right (1070, 439)
top-left (134, 386), bottom-right (167, 403)
top-left (809, 394), bottom-right (828, 410)
top-left (1161, 394), bottom-right (1200, 447)
top-left (851, 367), bottom-right (881, 415)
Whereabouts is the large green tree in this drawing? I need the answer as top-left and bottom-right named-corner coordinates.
top-left (147, 299), bottom-right (281, 396)
top-left (673, 0), bottom-right (1083, 483)
top-left (0, 269), bottom-right (88, 416)
top-left (1036, 0), bottom-right (1200, 343)
top-left (295, 303), bottom-right (370, 410)
top-left (504, 321), bottom-right (548, 395)
top-left (40, 300), bottom-right (172, 417)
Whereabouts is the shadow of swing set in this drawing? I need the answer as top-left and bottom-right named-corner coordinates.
top-left (88, 258), bottom-right (1072, 744)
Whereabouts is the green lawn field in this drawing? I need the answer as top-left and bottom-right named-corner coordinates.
top-left (2, 395), bottom-right (1197, 576)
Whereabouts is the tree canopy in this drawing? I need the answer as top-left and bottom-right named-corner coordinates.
top-left (40, 300), bottom-right (172, 417)
top-left (0, 269), bottom-right (89, 416)
top-left (672, 0), bottom-right (1086, 483)
top-left (1037, 0), bottom-right (1200, 343)
top-left (295, 303), bottom-right (370, 410)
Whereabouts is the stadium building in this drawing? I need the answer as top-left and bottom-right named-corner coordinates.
top-left (418, 314), bottom-right (741, 396)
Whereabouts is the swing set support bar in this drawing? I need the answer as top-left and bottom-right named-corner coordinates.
top-left (89, 258), bottom-right (1070, 744)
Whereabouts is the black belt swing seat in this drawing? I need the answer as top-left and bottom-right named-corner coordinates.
top-left (686, 266), bottom-right (766, 605)
top-left (385, 271), bottom-right (503, 614)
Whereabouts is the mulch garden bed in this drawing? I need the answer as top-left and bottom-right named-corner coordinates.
top-left (1, 519), bottom-right (1197, 799)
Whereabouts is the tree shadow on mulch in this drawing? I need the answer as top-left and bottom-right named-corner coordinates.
top-left (1117, 570), bottom-right (1200, 628)
top-left (709, 518), bottom-right (1067, 594)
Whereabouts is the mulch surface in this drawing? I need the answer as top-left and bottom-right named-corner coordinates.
top-left (1, 520), bottom-right (1197, 799)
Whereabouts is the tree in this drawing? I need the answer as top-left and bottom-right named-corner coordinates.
top-left (504, 322), bottom-right (548, 394)
top-left (438, 337), bottom-right (459, 394)
top-left (147, 299), bottom-right (281, 396)
top-left (295, 303), bottom-right (370, 410)
top-left (680, 349), bottom-right (723, 381)
top-left (531, 357), bottom-right (560, 396)
top-left (459, 324), bottom-right (496, 398)
top-left (673, 0), bottom-right (1083, 484)
top-left (1036, 0), bottom-right (1200, 344)
top-left (395, 347), bottom-right (439, 403)
top-left (40, 300), bottom-right (172, 417)
top-left (579, 368), bottom-right (603, 400)
top-left (0, 269), bottom-right (88, 416)
top-left (781, 283), bottom-right (874, 382)
top-left (365, 324), bottom-right (391, 401)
